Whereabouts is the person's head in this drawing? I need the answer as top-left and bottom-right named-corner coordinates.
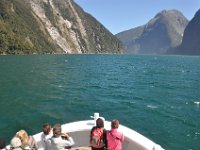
top-left (16, 130), bottom-right (29, 145)
top-left (42, 123), bottom-right (51, 135)
top-left (96, 118), bottom-right (104, 128)
top-left (10, 136), bottom-right (22, 149)
top-left (53, 124), bottom-right (62, 137)
top-left (111, 119), bottom-right (119, 129)
top-left (0, 138), bottom-right (6, 149)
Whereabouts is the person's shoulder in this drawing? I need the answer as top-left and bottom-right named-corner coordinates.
top-left (91, 126), bottom-right (97, 132)
top-left (51, 136), bottom-right (64, 143)
top-left (28, 136), bottom-right (33, 141)
top-left (29, 135), bottom-right (36, 141)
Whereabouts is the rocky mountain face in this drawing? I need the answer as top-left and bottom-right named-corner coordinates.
top-left (116, 10), bottom-right (188, 54)
top-left (172, 9), bottom-right (200, 55)
top-left (0, 0), bottom-right (124, 54)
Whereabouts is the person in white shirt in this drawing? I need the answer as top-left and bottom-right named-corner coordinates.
top-left (50, 124), bottom-right (74, 150)
top-left (41, 123), bottom-right (52, 150)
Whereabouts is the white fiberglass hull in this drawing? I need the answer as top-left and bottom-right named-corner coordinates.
top-left (33, 120), bottom-right (164, 150)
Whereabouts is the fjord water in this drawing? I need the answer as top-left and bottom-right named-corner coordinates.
top-left (0, 54), bottom-right (200, 150)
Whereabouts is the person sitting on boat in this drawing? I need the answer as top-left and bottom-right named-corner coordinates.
top-left (10, 136), bottom-right (23, 150)
top-left (90, 118), bottom-right (107, 150)
top-left (50, 123), bottom-right (74, 150)
top-left (16, 130), bottom-right (38, 150)
top-left (0, 137), bottom-right (7, 150)
top-left (41, 123), bottom-right (52, 150)
top-left (106, 119), bottom-right (124, 150)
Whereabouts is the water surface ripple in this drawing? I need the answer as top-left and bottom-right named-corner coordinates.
top-left (0, 54), bottom-right (200, 150)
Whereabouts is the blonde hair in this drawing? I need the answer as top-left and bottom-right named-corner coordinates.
top-left (16, 130), bottom-right (29, 146)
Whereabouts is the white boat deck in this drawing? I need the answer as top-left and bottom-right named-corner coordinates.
top-left (33, 120), bottom-right (164, 150)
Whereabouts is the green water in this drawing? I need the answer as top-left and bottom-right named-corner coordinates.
top-left (0, 54), bottom-right (200, 150)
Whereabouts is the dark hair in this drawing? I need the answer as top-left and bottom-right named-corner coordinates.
top-left (96, 118), bottom-right (104, 128)
top-left (43, 123), bottom-right (51, 135)
top-left (0, 138), bottom-right (6, 149)
top-left (53, 124), bottom-right (62, 137)
top-left (111, 119), bottom-right (119, 129)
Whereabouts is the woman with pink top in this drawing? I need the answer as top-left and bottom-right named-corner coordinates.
top-left (106, 119), bottom-right (124, 150)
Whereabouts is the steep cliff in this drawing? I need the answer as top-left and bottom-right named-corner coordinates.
top-left (174, 9), bottom-right (200, 55)
top-left (116, 10), bottom-right (188, 54)
top-left (0, 0), bottom-right (124, 54)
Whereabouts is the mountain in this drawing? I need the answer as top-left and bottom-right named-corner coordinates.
top-left (172, 9), bottom-right (200, 55)
top-left (0, 0), bottom-right (124, 54)
top-left (116, 10), bottom-right (188, 54)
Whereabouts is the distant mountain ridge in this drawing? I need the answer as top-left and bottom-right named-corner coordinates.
top-left (116, 10), bottom-right (188, 54)
top-left (0, 0), bottom-right (124, 54)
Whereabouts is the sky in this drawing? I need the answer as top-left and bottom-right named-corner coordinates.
top-left (74, 0), bottom-right (200, 34)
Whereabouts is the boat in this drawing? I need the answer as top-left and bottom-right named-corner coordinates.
top-left (31, 113), bottom-right (165, 150)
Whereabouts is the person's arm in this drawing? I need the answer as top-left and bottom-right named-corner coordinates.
top-left (62, 133), bottom-right (75, 146)
top-left (120, 133), bottom-right (125, 142)
top-left (67, 136), bottom-right (75, 146)
top-left (103, 129), bottom-right (107, 148)
top-left (90, 127), bottom-right (95, 142)
top-left (29, 136), bottom-right (38, 149)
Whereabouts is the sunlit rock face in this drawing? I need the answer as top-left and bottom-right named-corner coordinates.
top-left (0, 0), bottom-right (124, 54)
top-left (116, 10), bottom-right (188, 54)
